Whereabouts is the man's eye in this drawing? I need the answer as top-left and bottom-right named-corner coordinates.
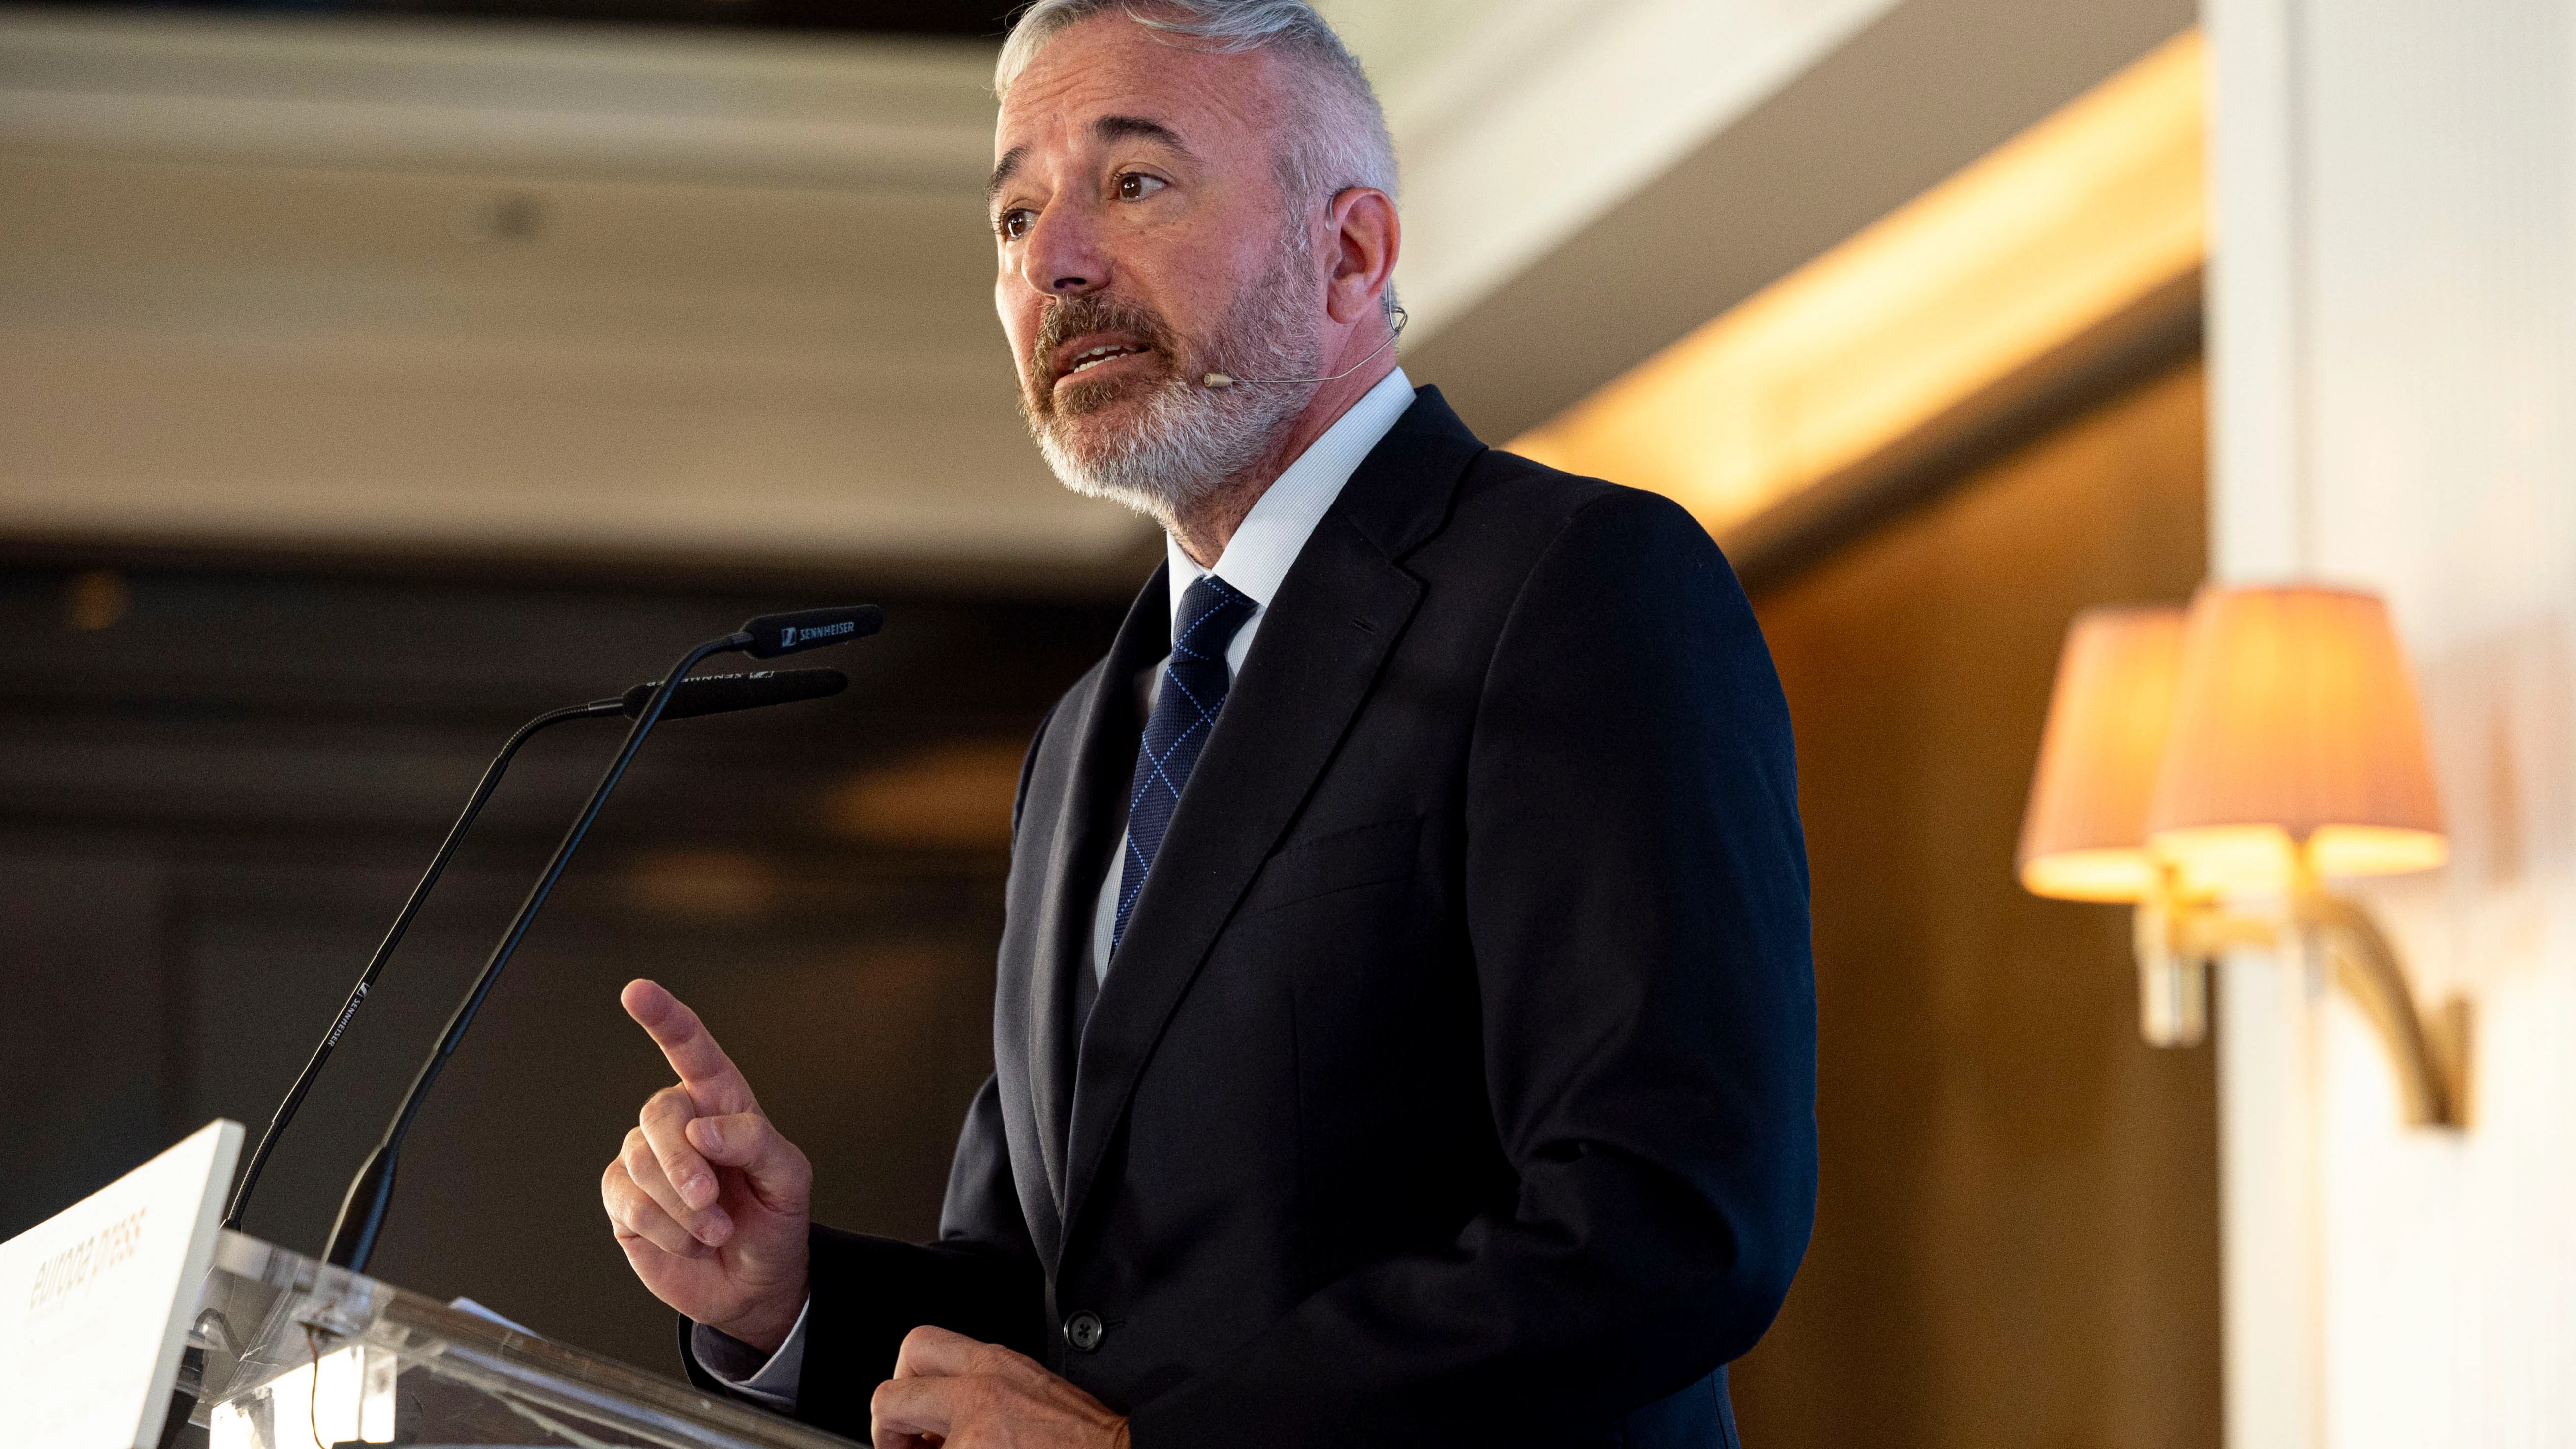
top-left (1116, 173), bottom-right (1167, 202)
top-left (998, 209), bottom-right (1034, 241)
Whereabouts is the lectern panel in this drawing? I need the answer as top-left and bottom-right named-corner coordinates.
top-left (189, 1232), bottom-right (854, 1449)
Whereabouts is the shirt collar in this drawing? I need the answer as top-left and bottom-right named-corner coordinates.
top-left (1166, 367), bottom-right (1415, 640)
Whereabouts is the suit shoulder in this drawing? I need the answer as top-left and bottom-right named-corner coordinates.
top-left (1010, 692), bottom-right (1068, 840)
top-left (1454, 445), bottom-right (1621, 522)
top-left (1460, 447), bottom-right (1709, 540)
top-left (1041, 655), bottom-right (1109, 740)
top-left (1442, 447), bottom-right (1725, 585)
top-left (1019, 655), bottom-right (1111, 781)
top-left (1011, 654), bottom-right (1113, 842)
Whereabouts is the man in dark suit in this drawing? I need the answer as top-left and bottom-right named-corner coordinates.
top-left (598, 2), bottom-right (1816, 1445)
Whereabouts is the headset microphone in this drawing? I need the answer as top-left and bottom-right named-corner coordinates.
top-left (1202, 305), bottom-right (1408, 388)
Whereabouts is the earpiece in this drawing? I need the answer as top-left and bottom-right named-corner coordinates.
top-left (1202, 306), bottom-right (1407, 388)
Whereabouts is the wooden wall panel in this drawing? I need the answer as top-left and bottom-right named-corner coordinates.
top-left (1734, 359), bottom-right (2217, 1449)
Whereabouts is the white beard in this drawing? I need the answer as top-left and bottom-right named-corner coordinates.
top-left (1027, 246), bottom-right (1323, 528)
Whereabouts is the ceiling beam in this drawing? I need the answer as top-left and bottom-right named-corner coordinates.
top-left (1403, 0), bottom-right (2198, 444)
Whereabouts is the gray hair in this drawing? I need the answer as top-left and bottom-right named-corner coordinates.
top-left (995, 0), bottom-right (1400, 220)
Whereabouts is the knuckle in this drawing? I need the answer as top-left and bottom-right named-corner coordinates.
top-left (645, 1130), bottom-right (690, 1171)
top-left (632, 1162), bottom-right (679, 1207)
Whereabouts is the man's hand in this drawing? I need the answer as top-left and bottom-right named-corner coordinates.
top-left (601, 978), bottom-right (812, 1352)
top-left (871, 1325), bottom-right (1129, 1449)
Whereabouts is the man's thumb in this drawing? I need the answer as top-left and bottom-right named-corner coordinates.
top-left (687, 1113), bottom-right (809, 1198)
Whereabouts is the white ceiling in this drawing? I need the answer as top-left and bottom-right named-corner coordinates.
top-left (1331, 0), bottom-right (1898, 329)
top-left (0, 0), bottom-right (1902, 579)
top-left (0, 13), bottom-right (1125, 578)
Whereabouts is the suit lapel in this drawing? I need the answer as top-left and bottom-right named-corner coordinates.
top-left (1057, 389), bottom-right (1486, 1245)
top-left (1002, 564), bottom-right (1169, 1270)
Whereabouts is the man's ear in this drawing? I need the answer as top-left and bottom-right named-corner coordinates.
top-left (1323, 186), bottom-right (1400, 326)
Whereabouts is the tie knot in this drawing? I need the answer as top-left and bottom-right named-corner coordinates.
top-left (1173, 574), bottom-right (1257, 664)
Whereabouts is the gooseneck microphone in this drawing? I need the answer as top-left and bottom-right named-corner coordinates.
top-left (620, 667), bottom-right (848, 720)
top-left (1201, 305), bottom-right (1407, 389)
top-left (220, 698), bottom-right (606, 1236)
top-left (219, 667), bottom-right (852, 1239)
top-left (323, 610), bottom-right (879, 1273)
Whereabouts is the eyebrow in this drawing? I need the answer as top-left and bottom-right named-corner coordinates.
top-left (986, 115), bottom-right (1194, 205)
top-left (987, 145), bottom-right (1027, 205)
top-left (1093, 114), bottom-right (1191, 155)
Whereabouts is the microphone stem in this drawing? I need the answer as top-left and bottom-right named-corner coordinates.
top-left (222, 700), bottom-right (613, 1235)
top-left (324, 633), bottom-right (748, 1273)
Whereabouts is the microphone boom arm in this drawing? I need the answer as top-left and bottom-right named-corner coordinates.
top-left (322, 630), bottom-right (747, 1272)
top-left (222, 667), bottom-right (847, 1237)
top-left (220, 697), bottom-right (618, 1234)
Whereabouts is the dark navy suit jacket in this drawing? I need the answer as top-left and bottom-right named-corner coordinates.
top-left (690, 387), bottom-right (1817, 1447)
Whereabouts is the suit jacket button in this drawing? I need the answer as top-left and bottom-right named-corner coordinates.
top-left (1063, 1310), bottom-right (1106, 1353)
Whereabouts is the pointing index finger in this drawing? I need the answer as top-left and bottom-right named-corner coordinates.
top-left (623, 979), bottom-right (757, 1116)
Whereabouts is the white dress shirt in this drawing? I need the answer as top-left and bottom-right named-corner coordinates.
top-left (697, 366), bottom-right (1417, 1406)
top-left (1086, 366), bottom-right (1416, 985)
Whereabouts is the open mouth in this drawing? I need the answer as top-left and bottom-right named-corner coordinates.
top-left (1051, 332), bottom-right (1160, 386)
top-left (1067, 343), bottom-right (1149, 375)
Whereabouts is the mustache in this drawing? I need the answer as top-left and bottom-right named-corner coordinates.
top-left (1031, 293), bottom-right (1180, 383)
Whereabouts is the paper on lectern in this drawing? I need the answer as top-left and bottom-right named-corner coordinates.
top-left (0, 1120), bottom-right (245, 1449)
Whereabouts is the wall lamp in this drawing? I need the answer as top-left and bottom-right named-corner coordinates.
top-left (2017, 585), bottom-right (2468, 1128)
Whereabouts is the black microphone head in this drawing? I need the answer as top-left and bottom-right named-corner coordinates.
top-left (623, 668), bottom-right (848, 721)
top-left (740, 605), bottom-right (883, 659)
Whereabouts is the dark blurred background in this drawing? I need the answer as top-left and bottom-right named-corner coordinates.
top-left (0, 558), bottom-right (1124, 1370)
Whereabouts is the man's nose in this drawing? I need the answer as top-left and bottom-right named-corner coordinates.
top-left (1017, 203), bottom-right (1108, 299)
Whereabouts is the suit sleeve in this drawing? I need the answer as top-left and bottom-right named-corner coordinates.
top-left (1128, 486), bottom-right (1818, 1446)
top-left (675, 1078), bottom-right (1046, 1429)
top-left (685, 702), bottom-right (1066, 1433)
top-left (785, 1075), bottom-right (1050, 1429)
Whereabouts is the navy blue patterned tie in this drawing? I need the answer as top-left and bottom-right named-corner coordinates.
top-left (1111, 573), bottom-right (1257, 960)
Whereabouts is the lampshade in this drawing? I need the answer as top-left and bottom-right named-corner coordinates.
top-left (2144, 584), bottom-right (2446, 894)
top-left (2018, 605), bottom-right (2190, 901)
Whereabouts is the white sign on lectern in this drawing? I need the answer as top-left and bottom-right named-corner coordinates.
top-left (0, 1120), bottom-right (245, 1449)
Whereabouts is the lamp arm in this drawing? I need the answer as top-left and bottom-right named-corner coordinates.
top-left (2138, 888), bottom-right (2469, 1129)
top-left (2294, 889), bottom-right (2464, 1129)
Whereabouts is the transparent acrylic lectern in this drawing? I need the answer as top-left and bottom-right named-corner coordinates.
top-left (180, 1230), bottom-right (857, 1449)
